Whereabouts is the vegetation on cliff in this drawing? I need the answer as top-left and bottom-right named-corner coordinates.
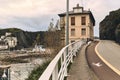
top-left (99, 9), bottom-right (120, 43)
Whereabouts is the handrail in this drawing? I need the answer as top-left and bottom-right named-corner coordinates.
top-left (38, 40), bottom-right (86, 80)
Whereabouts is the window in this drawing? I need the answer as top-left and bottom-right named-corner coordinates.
top-left (71, 29), bottom-right (75, 36)
top-left (71, 17), bottom-right (75, 25)
top-left (81, 28), bottom-right (86, 35)
top-left (71, 40), bottom-right (75, 43)
top-left (81, 17), bottom-right (86, 25)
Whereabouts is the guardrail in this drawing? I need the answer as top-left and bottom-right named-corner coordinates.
top-left (39, 40), bottom-right (86, 80)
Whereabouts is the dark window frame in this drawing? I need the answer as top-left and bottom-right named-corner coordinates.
top-left (81, 16), bottom-right (86, 25)
top-left (71, 17), bottom-right (75, 25)
top-left (81, 28), bottom-right (86, 35)
top-left (71, 28), bottom-right (75, 36)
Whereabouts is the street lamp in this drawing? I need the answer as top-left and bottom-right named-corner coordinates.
top-left (66, 0), bottom-right (69, 46)
top-left (2, 69), bottom-right (7, 80)
top-left (64, 0), bottom-right (69, 77)
top-left (0, 65), bottom-right (11, 80)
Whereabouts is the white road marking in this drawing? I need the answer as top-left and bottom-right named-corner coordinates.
top-left (92, 62), bottom-right (102, 67)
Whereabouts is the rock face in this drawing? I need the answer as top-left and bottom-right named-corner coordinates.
top-left (99, 9), bottom-right (120, 43)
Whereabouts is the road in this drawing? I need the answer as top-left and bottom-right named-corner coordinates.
top-left (86, 41), bottom-right (120, 80)
top-left (96, 40), bottom-right (120, 75)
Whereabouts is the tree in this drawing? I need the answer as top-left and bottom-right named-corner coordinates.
top-left (36, 34), bottom-right (41, 45)
top-left (54, 20), bottom-right (60, 31)
top-left (115, 24), bottom-right (120, 43)
top-left (48, 18), bottom-right (54, 31)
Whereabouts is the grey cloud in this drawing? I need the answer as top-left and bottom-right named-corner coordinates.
top-left (0, 14), bottom-right (58, 31)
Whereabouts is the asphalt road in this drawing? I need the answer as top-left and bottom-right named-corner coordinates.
top-left (86, 41), bottom-right (120, 80)
top-left (96, 40), bottom-right (120, 74)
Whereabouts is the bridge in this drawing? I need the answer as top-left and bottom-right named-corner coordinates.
top-left (38, 40), bottom-right (120, 80)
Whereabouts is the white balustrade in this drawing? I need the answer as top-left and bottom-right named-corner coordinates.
top-left (39, 40), bottom-right (86, 80)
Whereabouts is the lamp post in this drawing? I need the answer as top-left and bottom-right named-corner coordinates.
top-left (64, 0), bottom-right (69, 77)
top-left (66, 0), bottom-right (69, 46)
top-left (0, 65), bottom-right (11, 80)
top-left (2, 69), bottom-right (7, 80)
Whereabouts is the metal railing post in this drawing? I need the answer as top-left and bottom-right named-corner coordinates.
top-left (71, 51), bottom-right (73, 63)
top-left (64, 51), bottom-right (67, 77)
top-left (52, 64), bottom-right (58, 80)
top-left (8, 68), bottom-right (10, 80)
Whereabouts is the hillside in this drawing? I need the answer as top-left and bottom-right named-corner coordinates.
top-left (99, 9), bottom-right (120, 43)
top-left (0, 28), bottom-right (61, 50)
top-left (0, 28), bottom-right (44, 49)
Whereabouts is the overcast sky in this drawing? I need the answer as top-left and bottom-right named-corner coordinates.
top-left (0, 0), bottom-right (119, 36)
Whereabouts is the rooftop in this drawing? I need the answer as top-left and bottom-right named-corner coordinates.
top-left (58, 4), bottom-right (95, 26)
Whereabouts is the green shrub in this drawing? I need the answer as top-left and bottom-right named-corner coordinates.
top-left (26, 60), bottom-right (51, 80)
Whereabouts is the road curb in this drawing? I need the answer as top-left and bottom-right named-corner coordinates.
top-left (85, 44), bottom-right (99, 80)
top-left (95, 41), bottom-right (120, 76)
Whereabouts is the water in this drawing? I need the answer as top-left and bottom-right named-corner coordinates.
top-left (10, 58), bottom-right (45, 80)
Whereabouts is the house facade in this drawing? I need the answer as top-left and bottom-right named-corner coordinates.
top-left (0, 32), bottom-right (17, 50)
top-left (58, 4), bottom-right (95, 45)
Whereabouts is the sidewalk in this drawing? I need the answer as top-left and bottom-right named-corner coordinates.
top-left (67, 45), bottom-right (98, 80)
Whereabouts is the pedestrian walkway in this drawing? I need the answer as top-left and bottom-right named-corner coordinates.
top-left (67, 45), bottom-right (98, 80)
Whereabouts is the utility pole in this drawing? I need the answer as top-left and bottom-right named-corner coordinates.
top-left (66, 0), bottom-right (69, 46)
top-left (64, 0), bottom-right (69, 77)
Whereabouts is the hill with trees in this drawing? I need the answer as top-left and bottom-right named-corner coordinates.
top-left (0, 28), bottom-right (61, 50)
top-left (99, 9), bottom-right (120, 43)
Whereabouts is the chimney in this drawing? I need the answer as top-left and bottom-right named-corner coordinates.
top-left (77, 4), bottom-right (79, 7)
top-left (73, 4), bottom-right (83, 13)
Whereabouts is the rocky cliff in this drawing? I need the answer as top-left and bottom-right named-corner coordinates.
top-left (100, 9), bottom-right (120, 43)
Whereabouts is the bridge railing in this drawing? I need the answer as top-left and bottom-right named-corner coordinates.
top-left (38, 40), bottom-right (86, 80)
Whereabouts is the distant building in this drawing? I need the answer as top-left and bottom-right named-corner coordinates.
top-left (0, 41), bottom-right (8, 50)
top-left (32, 44), bottom-right (45, 52)
top-left (0, 32), bottom-right (17, 50)
top-left (5, 37), bottom-right (17, 48)
top-left (58, 4), bottom-right (95, 45)
top-left (1, 36), bottom-right (5, 40)
top-left (5, 32), bottom-right (12, 36)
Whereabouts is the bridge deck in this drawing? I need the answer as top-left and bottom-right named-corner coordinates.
top-left (67, 45), bottom-right (98, 80)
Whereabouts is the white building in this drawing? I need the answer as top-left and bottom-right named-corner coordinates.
top-left (0, 41), bottom-right (8, 50)
top-left (5, 32), bottom-right (12, 36)
top-left (5, 37), bottom-right (17, 48)
top-left (32, 45), bottom-right (45, 52)
top-left (0, 32), bottom-right (17, 50)
top-left (1, 36), bottom-right (5, 39)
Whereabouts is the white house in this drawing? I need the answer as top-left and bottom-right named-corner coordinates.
top-left (5, 32), bottom-right (12, 36)
top-left (0, 41), bottom-right (8, 50)
top-left (5, 37), bottom-right (17, 48)
top-left (32, 44), bottom-right (45, 52)
top-left (0, 32), bottom-right (17, 50)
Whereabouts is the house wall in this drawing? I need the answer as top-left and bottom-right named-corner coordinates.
top-left (60, 14), bottom-right (94, 44)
